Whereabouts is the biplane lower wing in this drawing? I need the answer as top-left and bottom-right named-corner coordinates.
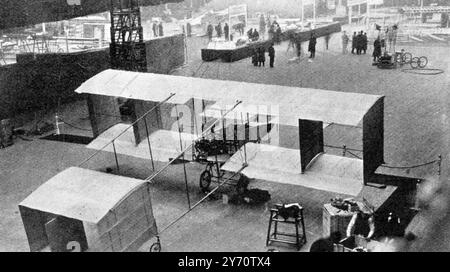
top-left (221, 143), bottom-right (364, 196)
top-left (86, 124), bottom-right (198, 162)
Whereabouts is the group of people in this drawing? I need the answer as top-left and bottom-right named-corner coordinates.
top-left (341, 30), bottom-right (385, 62)
top-left (252, 43), bottom-right (275, 68)
top-left (247, 28), bottom-right (260, 42)
top-left (268, 21), bottom-right (282, 44)
top-left (287, 32), bottom-right (317, 61)
top-left (351, 31), bottom-right (368, 54)
top-left (152, 21), bottom-right (164, 38)
top-left (341, 30), bottom-right (368, 54)
top-left (207, 22), bottom-right (231, 41)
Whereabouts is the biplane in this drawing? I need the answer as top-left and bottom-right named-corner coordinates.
top-left (74, 68), bottom-right (385, 197)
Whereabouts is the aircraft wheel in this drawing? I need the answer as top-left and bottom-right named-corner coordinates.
top-left (199, 170), bottom-right (212, 192)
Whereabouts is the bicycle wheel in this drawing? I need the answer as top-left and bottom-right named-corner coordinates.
top-left (418, 56), bottom-right (428, 68)
top-left (402, 52), bottom-right (412, 64)
top-left (149, 242), bottom-right (161, 252)
top-left (410, 57), bottom-right (419, 69)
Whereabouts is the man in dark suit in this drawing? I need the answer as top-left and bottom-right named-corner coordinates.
top-left (308, 33), bottom-right (317, 59)
top-left (268, 43), bottom-right (275, 68)
top-left (224, 23), bottom-right (229, 40)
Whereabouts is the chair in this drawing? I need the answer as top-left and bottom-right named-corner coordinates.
top-left (266, 203), bottom-right (306, 250)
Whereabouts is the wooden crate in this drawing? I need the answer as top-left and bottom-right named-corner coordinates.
top-left (322, 204), bottom-right (354, 238)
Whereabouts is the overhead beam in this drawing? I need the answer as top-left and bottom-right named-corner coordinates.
top-left (0, 0), bottom-right (182, 30)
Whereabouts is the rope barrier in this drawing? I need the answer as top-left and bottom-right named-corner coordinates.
top-left (380, 159), bottom-right (439, 170)
top-left (346, 150), bottom-right (363, 160)
top-left (401, 68), bottom-right (445, 75)
top-left (326, 144), bottom-right (441, 171)
top-left (324, 144), bottom-right (362, 153)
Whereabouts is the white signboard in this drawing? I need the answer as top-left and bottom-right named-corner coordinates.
top-left (228, 4), bottom-right (247, 18)
top-left (347, 0), bottom-right (367, 6)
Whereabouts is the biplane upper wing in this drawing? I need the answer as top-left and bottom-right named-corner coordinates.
top-left (76, 69), bottom-right (382, 127)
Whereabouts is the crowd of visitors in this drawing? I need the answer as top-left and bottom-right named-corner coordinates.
top-left (351, 30), bottom-right (368, 55)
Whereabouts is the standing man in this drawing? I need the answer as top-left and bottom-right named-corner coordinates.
top-left (224, 23), bottom-right (230, 40)
top-left (253, 29), bottom-right (260, 41)
top-left (275, 23), bottom-right (282, 44)
top-left (207, 23), bottom-right (213, 41)
top-left (362, 32), bottom-right (368, 54)
top-left (295, 38), bottom-right (302, 58)
top-left (351, 32), bottom-right (357, 54)
top-left (324, 34), bottom-right (331, 50)
top-left (308, 33), bottom-right (317, 60)
top-left (158, 21), bottom-right (164, 37)
top-left (216, 23), bottom-right (222, 38)
top-left (342, 31), bottom-right (349, 54)
top-left (252, 48), bottom-right (259, 67)
top-left (372, 36), bottom-right (382, 62)
top-left (268, 43), bottom-right (275, 68)
top-left (356, 31), bottom-right (363, 55)
top-left (258, 47), bottom-right (266, 67)
top-left (152, 21), bottom-right (158, 37)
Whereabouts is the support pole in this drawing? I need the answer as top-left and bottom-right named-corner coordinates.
top-left (175, 105), bottom-right (191, 209)
top-left (367, 1), bottom-right (370, 29)
top-left (349, 5), bottom-right (353, 25)
top-left (256, 113), bottom-right (260, 142)
top-left (143, 117), bottom-right (155, 171)
top-left (301, 0), bottom-right (305, 25)
top-left (112, 140), bottom-right (120, 173)
top-left (313, 0), bottom-right (316, 25)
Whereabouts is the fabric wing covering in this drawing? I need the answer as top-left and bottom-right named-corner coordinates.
top-left (19, 167), bottom-right (157, 252)
top-left (221, 143), bottom-right (364, 196)
top-left (86, 124), bottom-right (196, 162)
top-left (75, 69), bottom-right (383, 127)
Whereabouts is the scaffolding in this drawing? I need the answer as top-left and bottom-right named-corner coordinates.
top-left (109, 0), bottom-right (147, 71)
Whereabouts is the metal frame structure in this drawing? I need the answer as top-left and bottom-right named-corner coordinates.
top-left (109, 0), bottom-right (147, 71)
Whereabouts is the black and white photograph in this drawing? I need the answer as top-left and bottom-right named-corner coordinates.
top-left (0, 0), bottom-right (450, 254)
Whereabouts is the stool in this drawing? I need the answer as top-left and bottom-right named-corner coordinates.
top-left (266, 204), bottom-right (306, 250)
